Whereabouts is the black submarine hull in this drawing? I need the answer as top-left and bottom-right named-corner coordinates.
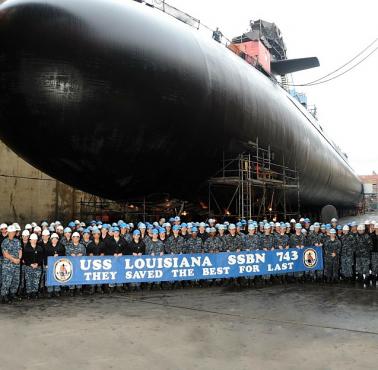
top-left (0, 0), bottom-right (362, 208)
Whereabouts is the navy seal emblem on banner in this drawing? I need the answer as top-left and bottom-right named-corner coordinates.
top-left (54, 258), bottom-right (73, 283)
top-left (303, 248), bottom-right (317, 268)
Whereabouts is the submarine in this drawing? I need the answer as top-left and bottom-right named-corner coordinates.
top-left (0, 0), bottom-right (363, 212)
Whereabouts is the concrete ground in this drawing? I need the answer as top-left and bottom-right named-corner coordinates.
top-left (0, 282), bottom-right (377, 370)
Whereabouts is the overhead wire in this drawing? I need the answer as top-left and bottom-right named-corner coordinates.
top-left (286, 38), bottom-right (378, 87)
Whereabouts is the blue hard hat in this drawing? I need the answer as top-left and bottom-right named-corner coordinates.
top-left (133, 230), bottom-right (140, 236)
top-left (330, 228), bottom-right (336, 234)
top-left (64, 227), bottom-right (72, 233)
top-left (236, 222), bottom-right (242, 227)
top-left (192, 226), bottom-right (198, 233)
top-left (68, 221), bottom-right (75, 228)
top-left (102, 224), bottom-right (109, 230)
top-left (120, 223), bottom-right (127, 228)
top-left (97, 221), bottom-right (103, 225)
top-left (152, 228), bottom-right (159, 235)
top-left (241, 220), bottom-right (247, 225)
top-left (295, 223), bottom-right (302, 229)
top-left (336, 225), bottom-right (342, 230)
top-left (83, 229), bottom-right (90, 235)
top-left (172, 225), bottom-right (180, 231)
top-left (181, 223), bottom-right (187, 228)
top-left (113, 227), bottom-right (120, 232)
top-left (159, 227), bottom-right (166, 234)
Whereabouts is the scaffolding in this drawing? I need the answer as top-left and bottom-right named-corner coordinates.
top-left (78, 194), bottom-right (188, 222)
top-left (208, 141), bottom-right (300, 220)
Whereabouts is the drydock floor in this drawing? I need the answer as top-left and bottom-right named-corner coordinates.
top-left (0, 282), bottom-right (377, 370)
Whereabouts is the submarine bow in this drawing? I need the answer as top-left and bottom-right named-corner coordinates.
top-left (0, 0), bottom-right (363, 208)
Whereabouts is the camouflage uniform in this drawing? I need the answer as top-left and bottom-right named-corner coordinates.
top-left (185, 237), bottom-right (203, 254)
top-left (355, 233), bottom-right (372, 276)
top-left (244, 234), bottom-right (260, 251)
top-left (260, 234), bottom-right (276, 280)
top-left (371, 233), bottom-right (378, 277)
top-left (165, 235), bottom-right (185, 254)
top-left (274, 234), bottom-right (290, 250)
top-left (145, 239), bottom-right (165, 255)
top-left (122, 233), bottom-right (132, 244)
top-left (24, 266), bottom-right (42, 294)
top-left (216, 234), bottom-right (227, 252)
top-left (66, 242), bottom-right (86, 290)
top-left (203, 236), bottom-right (223, 253)
top-left (23, 243), bottom-right (44, 295)
top-left (1, 238), bottom-right (22, 297)
top-left (340, 233), bottom-right (355, 278)
top-left (224, 234), bottom-right (244, 252)
top-left (290, 233), bottom-right (305, 278)
top-left (323, 238), bottom-right (341, 280)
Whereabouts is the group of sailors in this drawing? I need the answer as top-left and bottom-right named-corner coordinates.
top-left (0, 216), bottom-right (377, 303)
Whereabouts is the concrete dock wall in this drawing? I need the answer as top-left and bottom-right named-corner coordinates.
top-left (0, 140), bottom-right (99, 224)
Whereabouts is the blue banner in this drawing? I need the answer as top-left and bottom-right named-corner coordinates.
top-left (46, 247), bottom-right (323, 286)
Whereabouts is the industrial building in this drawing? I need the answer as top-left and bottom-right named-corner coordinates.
top-left (360, 172), bottom-right (378, 212)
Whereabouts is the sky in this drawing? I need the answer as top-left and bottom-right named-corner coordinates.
top-left (167, 0), bottom-right (378, 175)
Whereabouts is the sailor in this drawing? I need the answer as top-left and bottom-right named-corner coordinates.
top-left (203, 227), bottom-right (222, 253)
top-left (125, 230), bottom-right (146, 291)
top-left (19, 229), bottom-right (30, 295)
top-left (165, 225), bottom-right (184, 254)
top-left (180, 223), bottom-right (190, 240)
top-left (66, 232), bottom-right (86, 296)
top-left (39, 229), bottom-right (51, 292)
top-left (113, 227), bottom-right (128, 293)
top-left (323, 229), bottom-right (341, 283)
top-left (371, 223), bottom-right (378, 286)
top-left (86, 228), bottom-right (105, 294)
top-left (44, 233), bottom-right (66, 297)
top-left (23, 233), bottom-right (44, 299)
top-left (340, 225), bottom-right (355, 282)
top-left (1, 225), bottom-right (22, 303)
top-left (290, 223), bottom-right (305, 281)
top-left (330, 218), bottom-right (338, 229)
top-left (212, 27), bottom-right (223, 43)
top-left (186, 227), bottom-right (203, 254)
top-left (355, 224), bottom-right (372, 286)
top-left (81, 229), bottom-right (92, 249)
top-left (244, 223), bottom-right (260, 251)
top-left (146, 229), bottom-right (165, 256)
top-left (60, 227), bottom-right (72, 250)
top-left (197, 222), bottom-right (208, 242)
